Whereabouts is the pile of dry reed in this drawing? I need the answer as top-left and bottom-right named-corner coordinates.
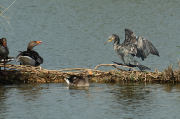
top-left (0, 62), bottom-right (180, 84)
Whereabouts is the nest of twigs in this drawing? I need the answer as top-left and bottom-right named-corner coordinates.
top-left (1, 62), bottom-right (180, 84)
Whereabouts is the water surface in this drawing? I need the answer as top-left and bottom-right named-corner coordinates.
top-left (0, 83), bottom-right (180, 119)
top-left (1, 1), bottom-right (180, 118)
top-left (0, 0), bottom-right (180, 71)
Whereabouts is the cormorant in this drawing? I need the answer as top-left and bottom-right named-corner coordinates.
top-left (0, 38), bottom-right (9, 73)
top-left (104, 28), bottom-right (159, 71)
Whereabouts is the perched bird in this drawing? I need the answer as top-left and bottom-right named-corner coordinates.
top-left (16, 41), bottom-right (43, 66)
top-left (104, 28), bottom-right (159, 71)
top-left (0, 38), bottom-right (9, 72)
top-left (64, 71), bottom-right (93, 86)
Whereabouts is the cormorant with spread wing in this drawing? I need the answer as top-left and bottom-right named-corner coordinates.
top-left (104, 28), bottom-right (159, 71)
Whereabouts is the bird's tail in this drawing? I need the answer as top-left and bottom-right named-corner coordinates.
top-left (136, 65), bottom-right (151, 71)
top-left (64, 77), bottom-right (70, 85)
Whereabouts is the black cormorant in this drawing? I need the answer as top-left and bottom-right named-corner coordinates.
top-left (0, 38), bottom-right (9, 73)
top-left (104, 28), bottom-right (159, 71)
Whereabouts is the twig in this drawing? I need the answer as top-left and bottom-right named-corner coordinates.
top-left (0, 0), bottom-right (16, 32)
top-left (178, 58), bottom-right (180, 68)
top-left (94, 64), bottom-right (136, 71)
top-left (112, 65), bottom-right (125, 71)
top-left (0, 18), bottom-right (8, 31)
top-left (55, 68), bottom-right (93, 72)
top-left (1, 0), bottom-right (16, 14)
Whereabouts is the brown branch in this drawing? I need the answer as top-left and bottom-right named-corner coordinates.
top-left (112, 65), bottom-right (125, 71)
top-left (94, 64), bottom-right (136, 71)
top-left (55, 68), bottom-right (93, 72)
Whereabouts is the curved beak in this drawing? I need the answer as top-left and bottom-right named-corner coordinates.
top-left (104, 39), bottom-right (112, 45)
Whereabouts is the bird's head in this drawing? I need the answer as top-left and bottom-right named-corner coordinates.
top-left (0, 38), bottom-right (7, 47)
top-left (104, 34), bottom-right (119, 45)
top-left (28, 40), bottom-right (42, 47)
top-left (27, 41), bottom-right (42, 51)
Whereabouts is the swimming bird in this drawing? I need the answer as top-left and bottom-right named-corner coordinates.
top-left (0, 38), bottom-right (9, 73)
top-left (64, 71), bottom-right (93, 86)
top-left (104, 28), bottom-right (159, 71)
top-left (16, 41), bottom-right (43, 66)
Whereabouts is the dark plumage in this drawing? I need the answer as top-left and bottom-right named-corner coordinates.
top-left (64, 71), bottom-right (93, 86)
top-left (0, 38), bottom-right (9, 72)
top-left (16, 41), bottom-right (43, 66)
top-left (104, 28), bottom-right (159, 71)
top-left (0, 38), bottom-right (9, 60)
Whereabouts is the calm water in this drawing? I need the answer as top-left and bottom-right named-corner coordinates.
top-left (1, 0), bottom-right (180, 118)
top-left (0, 83), bottom-right (180, 119)
top-left (0, 0), bottom-right (180, 71)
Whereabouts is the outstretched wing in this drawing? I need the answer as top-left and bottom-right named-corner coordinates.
top-left (124, 28), bottom-right (137, 45)
top-left (122, 28), bottom-right (159, 60)
top-left (120, 28), bottom-right (137, 55)
top-left (136, 36), bottom-right (159, 60)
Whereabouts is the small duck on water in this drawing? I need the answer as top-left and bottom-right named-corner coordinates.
top-left (64, 71), bottom-right (93, 86)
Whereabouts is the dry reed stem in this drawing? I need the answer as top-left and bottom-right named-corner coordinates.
top-left (44, 68), bottom-right (93, 72)
top-left (0, 0), bottom-right (16, 32)
top-left (178, 58), bottom-right (180, 68)
top-left (1, 61), bottom-right (180, 83)
top-left (94, 64), bottom-right (136, 71)
top-left (1, 63), bottom-right (136, 74)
